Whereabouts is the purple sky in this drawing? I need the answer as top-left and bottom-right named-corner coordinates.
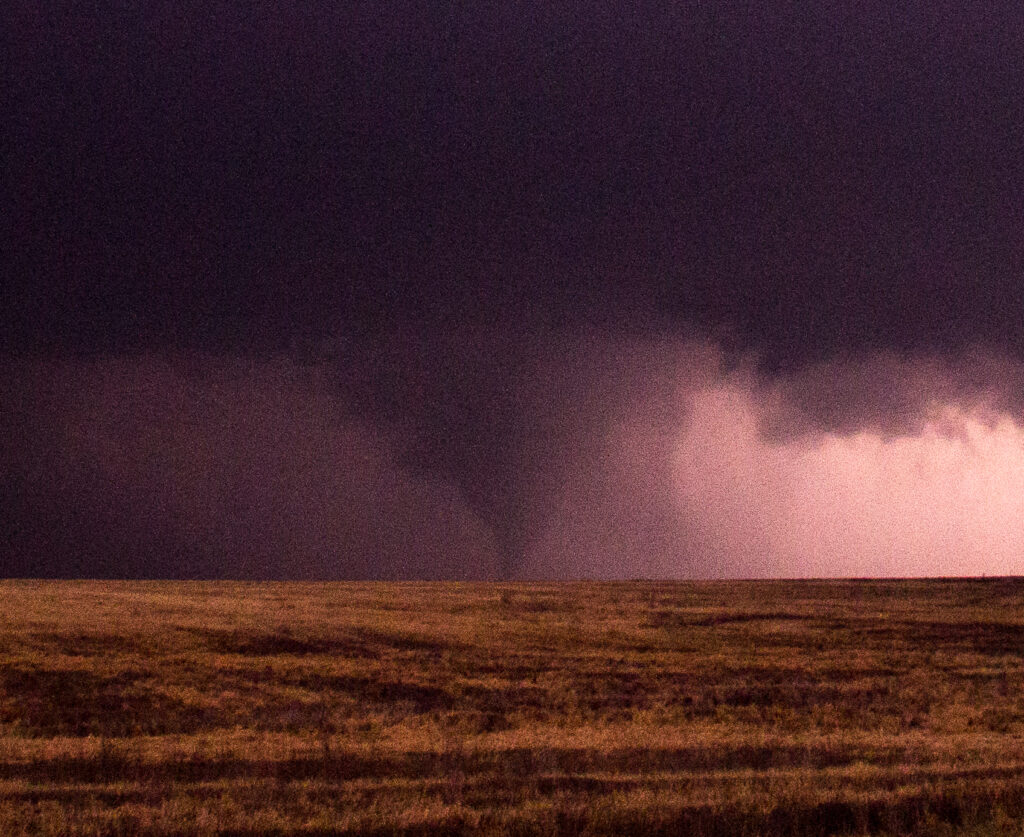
top-left (5, 2), bottom-right (1024, 578)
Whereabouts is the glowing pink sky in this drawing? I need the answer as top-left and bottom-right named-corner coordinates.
top-left (669, 386), bottom-right (1024, 578)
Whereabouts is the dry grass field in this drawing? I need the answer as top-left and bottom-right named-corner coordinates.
top-left (1, 579), bottom-right (1024, 835)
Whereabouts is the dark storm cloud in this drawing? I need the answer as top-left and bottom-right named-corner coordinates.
top-left (6, 3), bottom-right (1024, 578)
top-left (6, 1), bottom-right (1024, 361)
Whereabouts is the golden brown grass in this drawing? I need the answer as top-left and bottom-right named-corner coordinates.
top-left (1, 579), bottom-right (1024, 834)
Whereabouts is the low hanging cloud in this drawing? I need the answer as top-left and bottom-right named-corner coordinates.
top-left (4, 337), bottom-right (1024, 579)
top-left (760, 349), bottom-right (1024, 439)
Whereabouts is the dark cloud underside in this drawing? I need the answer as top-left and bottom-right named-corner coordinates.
top-left (5, 2), bottom-right (1024, 362)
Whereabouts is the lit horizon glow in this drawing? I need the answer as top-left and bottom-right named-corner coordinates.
top-left (671, 387), bottom-right (1024, 578)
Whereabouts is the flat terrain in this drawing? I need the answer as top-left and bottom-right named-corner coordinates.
top-left (2, 579), bottom-right (1024, 835)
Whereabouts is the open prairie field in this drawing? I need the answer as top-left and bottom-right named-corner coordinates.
top-left (1, 579), bottom-right (1024, 835)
